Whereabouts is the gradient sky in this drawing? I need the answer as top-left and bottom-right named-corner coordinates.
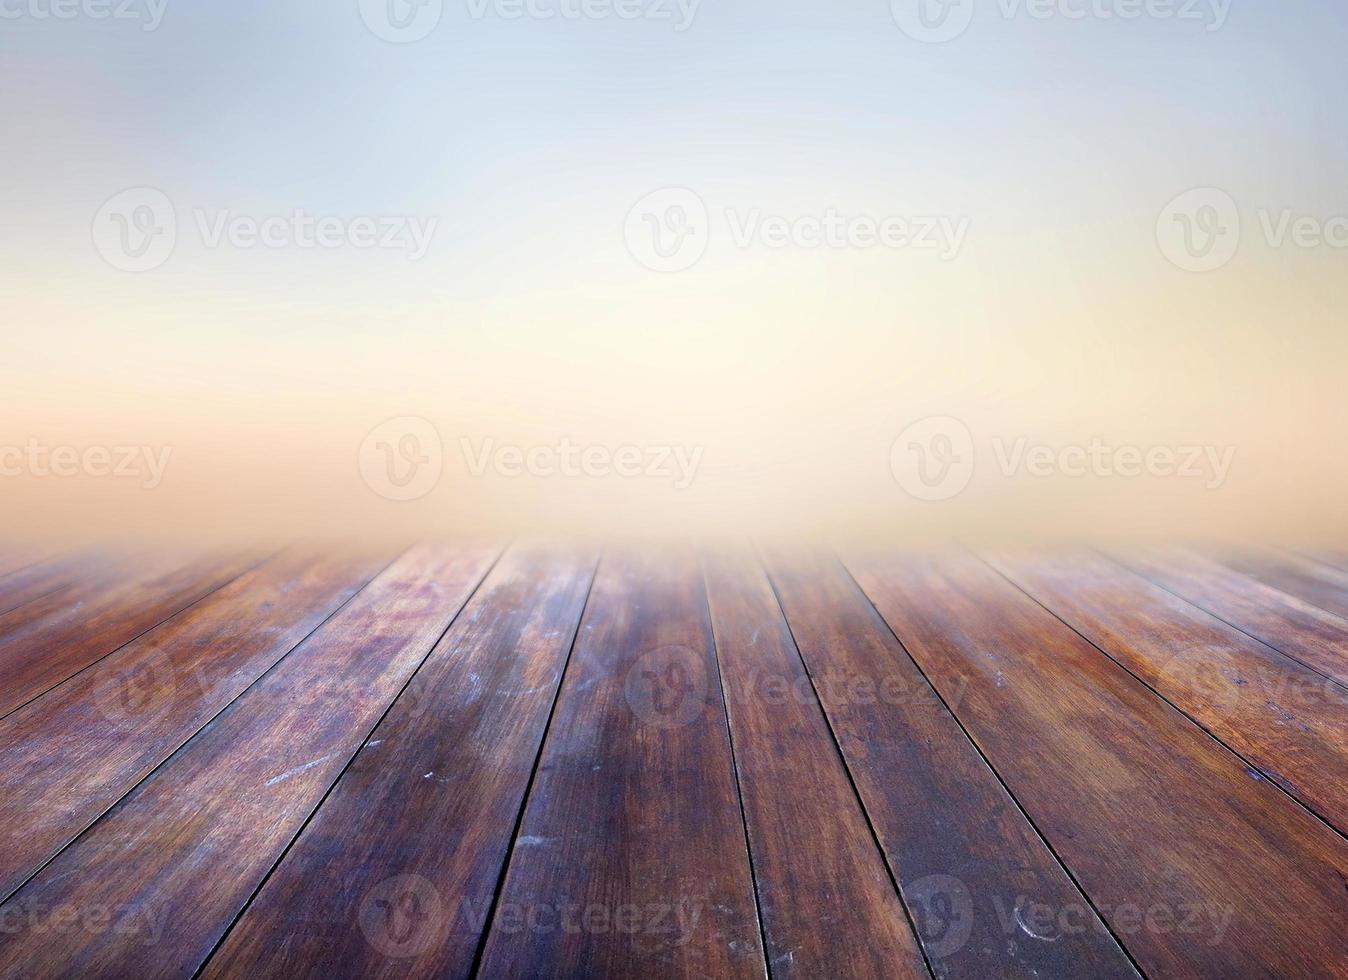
top-left (3, 0), bottom-right (1346, 542)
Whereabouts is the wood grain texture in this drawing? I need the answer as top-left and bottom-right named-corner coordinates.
top-left (765, 550), bottom-right (1136, 980)
top-left (848, 549), bottom-right (1348, 979)
top-left (1301, 549), bottom-right (1348, 574)
top-left (1113, 546), bottom-right (1348, 688)
top-left (1209, 546), bottom-right (1348, 620)
top-left (989, 548), bottom-right (1348, 833)
top-left (0, 549), bottom-right (91, 617)
top-left (474, 550), bottom-right (766, 980)
top-left (702, 551), bottom-right (930, 980)
top-left (202, 544), bottom-right (594, 980)
top-left (0, 549), bottom-right (264, 718)
top-left (0, 548), bottom-right (390, 903)
top-left (0, 552), bottom-right (132, 640)
top-left (0, 542), bottom-right (498, 980)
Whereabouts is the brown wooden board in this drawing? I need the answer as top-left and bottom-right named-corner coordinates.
top-left (848, 549), bottom-right (1348, 979)
top-left (1300, 549), bottom-right (1348, 574)
top-left (989, 548), bottom-right (1348, 834)
top-left (0, 547), bottom-right (390, 903)
top-left (702, 550), bottom-right (930, 980)
top-left (473, 550), bottom-right (766, 979)
top-left (1208, 546), bottom-right (1348, 620)
top-left (1112, 546), bottom-right (1348, 688)
top-left (0, 542), bottom-right (498, 980)
top-left (0, 549), bottom-right (92, 617)
top-left (201, 544), bottom-right (593, 980)
top-left (0, 549), bottom-right (264, 718)
top-left (765, 550), bottom-right (1136, 980)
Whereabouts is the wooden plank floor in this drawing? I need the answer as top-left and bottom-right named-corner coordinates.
top-left (1, 542), bottom-right (1346, 979)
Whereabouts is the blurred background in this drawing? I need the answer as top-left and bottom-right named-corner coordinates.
top-left (2, 0), bottom-right (1345, 545)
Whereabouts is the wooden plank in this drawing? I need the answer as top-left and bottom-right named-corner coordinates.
top-left (0, 547), bottom-right (49, 581)
top-left (765, 550), bottom-right (1136, 980)
top-left (1208, 546), bottom-right (1348, 621)
top-left (1300, 549), bottom-right (1348, 574)
top-left (0, 544), bottom-right (66, 582)
top-left (0, 547), bottom-right (390, 903)
top-left (1113, 546), bottom-right (1348, 688)
top-left (472, 550), bottom-right (765, 979)
top-left (201, 544), bottom-right (594, 980)
top-left (848, 549), bottom-right (1348, 979)
top-left (702, 551), bottom-right (929, 980)
top-left (0, 549), bottom-right (264, 718)
top-left (0, 542), bottom-right (498, 980)
top-left (990, 548), bottom-right (1348, 834)
top-left (0, 550), bottom-right (89, 617)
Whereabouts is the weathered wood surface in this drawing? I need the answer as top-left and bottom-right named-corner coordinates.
top-left (0, 549), bottom-right (263, 718)
top-left (0, 548), bottom-right (390, 903)
top-left (203, 544), bottom-right (592, 980)
top-left (1113, 545), bottom-right (1348, 688)
top-left (990, 547), bottom-right (1348, 834)
top-left (474, 550), bottom-right (767, 980)
top-left (767, 550), bottom-right (1136, 980)
top-left (703, 550), bottom-right (930, 980)
top-left (848, 549), bottom-right (1348, 979)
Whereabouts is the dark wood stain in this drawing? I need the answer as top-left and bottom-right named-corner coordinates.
top-left (848, 548), bottom-right (1348, 979)
top-left (0, 542), bottom-right (498, 980)
top-left (0, 548), bottom-right (390, 903)
top-left (475, 550), bottom-right (766, 980)
top-left (703, 550), bottom-right (930, 980)
top-left (1113, 546), bottom-right (1348, 688)
top-left (203, 544), bottom-right (592, 980)
top-left (0, 549), bottom-right (264, 718)
top-left (767, 550), bottom-right (1137, 980)
top-left (990, 547), bottom-right (1348, 834)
